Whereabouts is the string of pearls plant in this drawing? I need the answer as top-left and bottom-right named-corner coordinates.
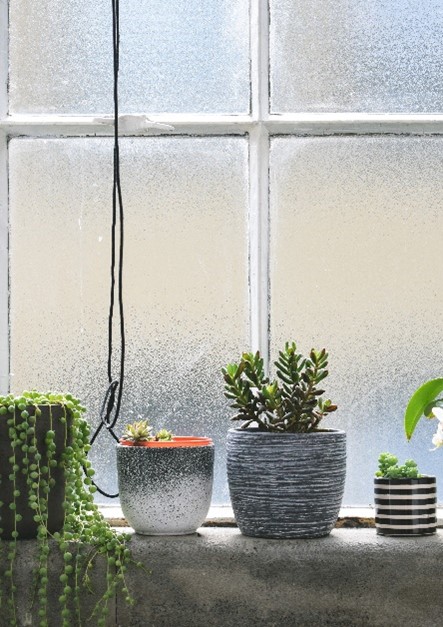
top-left (0, 391), bottom-right (141, 627)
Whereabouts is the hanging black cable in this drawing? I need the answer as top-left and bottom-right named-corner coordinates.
top-left (88, 0), bottom-right (125, 498)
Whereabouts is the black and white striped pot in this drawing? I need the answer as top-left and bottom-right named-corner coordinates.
top-left (227, 428), bottom-right (346, 539)
top-left (374, 476), bottom-right (437, 536)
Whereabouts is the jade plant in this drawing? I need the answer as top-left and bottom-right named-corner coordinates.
top-left (0, 391), bottom-right (141, 627)
top-left (120, 419), bottom-right (173, 445)
top-left (376, 453), bottom-right (421, 479)
top-left (222, 341), bottom-right (337, 432)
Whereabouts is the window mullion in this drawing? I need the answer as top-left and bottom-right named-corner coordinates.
top-left (0, 133), bottom-right (8, 395)
top-left (5, 114), bottom-right (443, 137)
top-left (249, 125), bottom-right (270, 362)
top-left (0, 0), bottom-right (7, 119)
top-left (0, 114), bottom-right (254, 137)
top-left (251, 0), bottom-right (270, 121)
top-left (249, 0), bottom-right (271, 365)
top-left (265, 114), bottom-right (443, 135)
top-left (0, 0), bottom-right (9, 393)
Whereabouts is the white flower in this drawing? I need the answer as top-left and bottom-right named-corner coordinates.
top-left (431, 406), bottom-right (443, 423)
top-left (430, 407), bottom-right (443, 450)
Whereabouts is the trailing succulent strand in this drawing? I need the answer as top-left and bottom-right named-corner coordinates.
top-left (222, 341), bottom-right (337, 433)
top-left (0, 391), bottom-right (141, 626)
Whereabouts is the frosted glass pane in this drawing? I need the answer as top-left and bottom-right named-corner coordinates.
top-left (9, 137), bottom-right (249, 503)
top-left (270, 137), bottom-right (443, 505)
top-left (9, 0), bottom-right (249, 114)
top-left (271, 0), bottom-right (443, 113)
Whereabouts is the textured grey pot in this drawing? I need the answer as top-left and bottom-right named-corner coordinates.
top-left (374, 476), bottom-right (437, 536)
top-left (116, 443), bottom-right (214, 535)
top-left (227, 428), bottom-right (346, 538)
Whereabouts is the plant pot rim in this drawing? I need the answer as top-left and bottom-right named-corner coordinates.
top-left (228, 427), bottom-right (345, 436)
top-left (118, 436), bottom-right (213, 448)
top-left (374, 475), bottom-right (436, 482)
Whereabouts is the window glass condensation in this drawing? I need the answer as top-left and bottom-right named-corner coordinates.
top-left (270, 136), bottom-right (443, 505)
top-left (9, 0), bottom-right (250, 114)
top-left (8, 137), bottom-right (250, 502)
top-left (270, 0), bottom-right (443, 113)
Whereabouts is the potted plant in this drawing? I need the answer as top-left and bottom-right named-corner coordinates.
top-left (222, 341), bottom-right (346, 539)
top-left (374, 452), bottom-right (437, 536)
top-left (116, 419), bottom-right (214, 535)
top-left (0, 391), bottom-right (139, 627)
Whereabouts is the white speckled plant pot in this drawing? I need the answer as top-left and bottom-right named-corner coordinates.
top-left (227, 428), bottom-right (346, 539)
top-left (374, 476), bottom-right (437, 536)
top-left (116, 441), bottom-right (214, 535)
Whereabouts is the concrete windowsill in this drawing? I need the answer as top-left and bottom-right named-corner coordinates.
top-left (120, 527), bottom-right (443, 627)
top-left (10, 506), bottom-right (439, 624)
top-left (8, 527), bottom-right (443, 626)
top-left (93, 507), bottom-right (443, 624)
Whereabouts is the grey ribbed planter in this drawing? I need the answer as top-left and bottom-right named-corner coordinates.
top-left (117, 442), bottom-right (214, 535)
top-left (227, 428), bottom-right (346, 538)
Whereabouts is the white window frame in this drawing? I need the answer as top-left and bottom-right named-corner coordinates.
top-left (2, 1), bottom-right (443, 394)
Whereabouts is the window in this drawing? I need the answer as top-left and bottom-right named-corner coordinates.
top-left (2, 1), bottom-right (442, 506)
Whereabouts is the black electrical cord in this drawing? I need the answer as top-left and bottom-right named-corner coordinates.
top-left (88, 0), bottom-right (125, 498)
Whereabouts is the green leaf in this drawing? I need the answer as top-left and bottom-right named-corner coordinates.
top-left (224, 392), bottom-right (238, 400)
top-left (404, 378), bottom-right (443, 440)
top-left (316, 371), bottom-right (328, 383)
top-left (225, 363), bottom-right (238, 377)
top-left (276, 370), bottom-right (293, 385)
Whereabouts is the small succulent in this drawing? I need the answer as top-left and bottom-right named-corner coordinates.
top-left (376, 452), bottom-right (421, 479)
top-left (121, 420), bottom-right (173, 444)
top-left (154, 428), bottom-right (173, 442)
top-left (122, 420), bottom-right (153, 444)
top-left (222, 341), bottom-right (337, 433)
